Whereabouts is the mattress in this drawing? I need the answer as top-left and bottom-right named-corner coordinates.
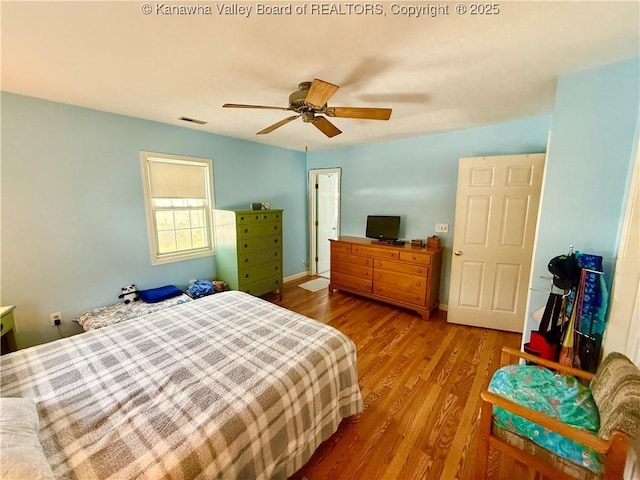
top-left (1, 291), bottom-right (363, 479)
top-left (74, 293), bottom-right (193, 331)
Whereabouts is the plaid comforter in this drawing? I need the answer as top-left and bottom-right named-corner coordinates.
top-left (1, 291), bottom-right (363, 479)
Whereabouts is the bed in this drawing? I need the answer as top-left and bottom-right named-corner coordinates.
top-left (0, 291), bottom-right (364, 479)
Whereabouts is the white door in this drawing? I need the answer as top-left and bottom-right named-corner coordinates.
top-left (308, 168), bottom-right (341, 277)
top-left (448, 153), bottom-right (546, 332)
top-left (316, 172), bottom-right (339, 275)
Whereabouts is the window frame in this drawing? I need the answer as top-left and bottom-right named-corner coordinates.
top-left (140, 151), bottom-right (215, 266)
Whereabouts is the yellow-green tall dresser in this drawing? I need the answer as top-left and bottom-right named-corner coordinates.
top-left (213, 209), bottom-right (283, 297)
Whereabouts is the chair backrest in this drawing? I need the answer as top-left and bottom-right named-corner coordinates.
top-left (590, 352), bottom-right (640, 440)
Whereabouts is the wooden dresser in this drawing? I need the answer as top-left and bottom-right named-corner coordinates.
top-left (213, 209), bottom-right (283, 297)
top-left (329, 236), bottom-right (442, 319)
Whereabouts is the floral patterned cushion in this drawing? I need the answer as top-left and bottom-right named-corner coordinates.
top-left (488, 365), bottom-right (602, 474)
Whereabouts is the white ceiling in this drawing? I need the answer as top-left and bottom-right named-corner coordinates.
top-left (2, 1), bottom-right (639, 152)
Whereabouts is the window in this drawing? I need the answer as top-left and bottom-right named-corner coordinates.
top-left (140, 151), bottom-right (214, 265)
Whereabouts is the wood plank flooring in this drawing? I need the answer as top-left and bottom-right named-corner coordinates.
top-left (264, 275), bottom-right (532, 480)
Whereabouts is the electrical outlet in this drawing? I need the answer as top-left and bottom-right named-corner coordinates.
top-left (435, 223), bottom-right (449, 233)
top-left (50, 312), bottom-right (63, 327)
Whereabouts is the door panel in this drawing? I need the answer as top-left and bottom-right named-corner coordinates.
top-left (448, 153), bottom-right (545, 332)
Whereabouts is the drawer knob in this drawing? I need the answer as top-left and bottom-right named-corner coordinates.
top-left (244, 243), bottom-right (248, 248)
top-left (416, 281), bottom-right (421, 286)
top-left (244, 228), bottom-right (249, 233)
top-left (244, 258), bottom-right (249, 263)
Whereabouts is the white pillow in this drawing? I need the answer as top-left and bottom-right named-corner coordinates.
top-left (0, 397), bottom-right (55, 480)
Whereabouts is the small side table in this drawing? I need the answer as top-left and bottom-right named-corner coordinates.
top-left (1, 305), bottom-right (18, 354)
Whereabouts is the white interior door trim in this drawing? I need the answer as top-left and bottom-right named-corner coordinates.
top-left (308, 168), bottom-right (341, 275)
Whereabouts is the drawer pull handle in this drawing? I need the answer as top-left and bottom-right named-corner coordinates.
top-left (244, 243), bottom-right (248, 248)
top-left (416, 282), bottom-right (421, 286)
top-left (0, 323), bottom-right (3, 331)
top-left (244, 259), bottom-right (249, 263)
top-left (244, 228), bottom-right (249, 233)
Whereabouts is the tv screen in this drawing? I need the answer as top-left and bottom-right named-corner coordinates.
top-left (365, 215), bottom-right (401, 241)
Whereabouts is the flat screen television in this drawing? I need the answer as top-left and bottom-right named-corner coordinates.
top-left (365, 215), bottom-right (401, 242)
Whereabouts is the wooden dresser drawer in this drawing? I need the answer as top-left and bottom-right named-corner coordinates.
top-left (260, 211), bottom-right (281, 222)
top-left (239, 235), bottom-right (281, 253)
top-left (331, 252), bottom-right (372, 267)
top-left (239, 261), bottom-right (281, 286)
top-left (374, 270), bottom-right (427, 293)
top-left (375, 259), bottom-right (428, 276)
top-left (331, 272), bottom-right (372, 293)
top-left (374, 283), bottom-right (426, 306)
top-left (331, 241), bottom-right (352, 253)
top-left (242, 276), bottom-right (281, 297)
top-left (399, 251), bottom-right (431, 265)
top-left (238, 222), bottom-right (281, 239)
top-left (240, 249), bottom-right (281, 268)
top-left (352, 244), bottom-right (399, 260)
top-left (332, 260), bottom-right (372, 278)
top-left (236, 212), bottom-right (263, 224)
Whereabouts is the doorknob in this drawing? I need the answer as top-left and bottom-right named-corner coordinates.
top-left (454, 250), bottom-right (463, 256)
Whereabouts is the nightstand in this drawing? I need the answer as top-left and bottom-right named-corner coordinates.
top-left (1, 306), bottom-right (18, 354)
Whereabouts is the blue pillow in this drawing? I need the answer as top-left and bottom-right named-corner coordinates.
top-left (139, 285), bottom-right (183, 303)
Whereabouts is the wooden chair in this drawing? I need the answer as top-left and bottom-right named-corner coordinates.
top-left (476, 347), bottom-right (640, 480)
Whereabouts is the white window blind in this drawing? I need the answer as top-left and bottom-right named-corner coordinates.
top-left (147, 158), bottom-right (208, 199)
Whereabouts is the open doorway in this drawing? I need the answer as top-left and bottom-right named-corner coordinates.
top-left (308, 168), bottom-right (341, 278)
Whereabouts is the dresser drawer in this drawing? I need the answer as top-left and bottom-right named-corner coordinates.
top-left (399, 251), bottom-right (431, 265)
top-left (331, 272), bottom-right (372, 293)
top-left (332, 260), bottom-right (373, 278)
top-left (238, 222), bottom-right (281, 239)
top-left (374, 283), bottom-right (426, 306)
top-left (331, 252), bottom-right (372, 267)
top-left (237, 212), bottom-right (263, 224)
top-left (238, 235), bottom-right (281, 253)
top-left (239, 262), bottom-right (281, 285)
top-left (374, 270), bottom-right (427, 293)
top-left (260, 211), bottom-right (282, 222)
top-left (352, 244), bottom-right (399, 260)
top-left (242, 277), bottom-right (282, 296)
top-left (375, 259), bottom-right (428, 277)
top-left (240, 249), bottom-right (281, 268)
top-left (331, 241), bottom-right (352, 253)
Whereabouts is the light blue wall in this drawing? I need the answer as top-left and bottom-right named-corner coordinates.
top-left (307, 115), bottom-right (551, 304)
top-left (1, 92), bottom-right (306, 347)
top-left (524, 57), bottom-right (640, 337)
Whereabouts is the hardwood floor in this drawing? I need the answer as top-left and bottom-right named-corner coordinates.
top-left (265, 276), bottom-right (532, 480)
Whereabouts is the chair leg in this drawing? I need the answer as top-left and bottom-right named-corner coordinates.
top-left (475, 398), bottom-right (493, 480)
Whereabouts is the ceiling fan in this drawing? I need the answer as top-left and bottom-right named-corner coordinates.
top-left (223, 78), bottom-right (392, 138)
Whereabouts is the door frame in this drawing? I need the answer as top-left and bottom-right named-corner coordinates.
top-left (308, 168), bottom-right (342, 275)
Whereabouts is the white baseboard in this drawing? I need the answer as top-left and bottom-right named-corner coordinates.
top-left (284, 271), bottom-right (309, 283)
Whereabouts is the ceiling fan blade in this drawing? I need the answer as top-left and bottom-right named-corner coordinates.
top-left (312, 116), bottom-right (342, 138)
top-left (326, 107), bottom-right (392, 121)
top-left (305, 79), bottom-right (339, 108)
top-left (256, 115), bottom-right (300, 135)
top-left (223, 103), bottom-right (291, 111)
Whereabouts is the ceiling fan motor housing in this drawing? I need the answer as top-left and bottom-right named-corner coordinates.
top-left (289, 82), bottom-right (320, 112)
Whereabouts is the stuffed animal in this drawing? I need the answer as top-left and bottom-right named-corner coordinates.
top-left (118, 284), bottom-right (140, 304)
